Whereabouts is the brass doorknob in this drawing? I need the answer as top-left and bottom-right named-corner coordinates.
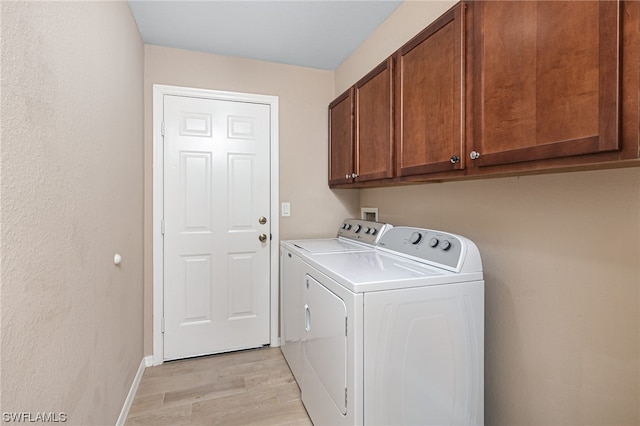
top-left (259, 216), bottom-right (267, 225)
top-left (259, 233), bottom-right (268, 242)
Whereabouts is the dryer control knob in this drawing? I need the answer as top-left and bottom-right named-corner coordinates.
top-left (370, 228), bottom-right (377, 235)
top-left (441, 240), bottom-right (452, 251)
top-left (410, 232), bottom-right (422, 245)
top-left (429, 237), bottom-right (439, 247)
top-left (354, 225), bottom-right (362, 233)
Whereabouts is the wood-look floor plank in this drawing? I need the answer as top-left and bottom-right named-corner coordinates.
top-left (126, 403), bottom-right (192, 426)
top-left (195, 399), bottom-right (311, 426)
top-left (190, 387), bottom-right (281, 420)
top-left (135, 371), bottom-right (221, 398)
top-left (162, 377), bottom-right (247, 407)
top-left (125, 347), bottom-right (310, 425)
top-left (128, 393), bottom-right (165, 416)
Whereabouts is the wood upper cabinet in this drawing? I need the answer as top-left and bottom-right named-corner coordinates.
top-left (355, 58), bottom-right (394, 182)
top-left (329, 58), bottom-right (394, 186)
top-left (328, 1), bottom-right (638, 188)
top-left (328, 88), bottom-right (354, 186)
top-left (469, 1), bottom-right (621, 170)
top-left (396, 3), bottom-right (465, 177)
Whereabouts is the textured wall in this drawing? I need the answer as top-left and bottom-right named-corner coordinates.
top-left (336, 2), bottom-right (640, 424)
top-left (143, 45), bottom-right (359, 354)
top-left (1, 2), bottom-right (144, 424)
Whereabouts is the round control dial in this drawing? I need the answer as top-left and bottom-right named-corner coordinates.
top-left (409, 232), bottom-right (422, 245)
top-left (440, 240), bottom-right (452, 251)
top-left (429, 237), bottom-right (439, 248)
top-left (354, 224), bottom-right (362, 233)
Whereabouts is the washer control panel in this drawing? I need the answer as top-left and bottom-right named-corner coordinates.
top-left (377, 226), bottom-right (464, 270)
top-left (337, 218), bottom-right (392, 245)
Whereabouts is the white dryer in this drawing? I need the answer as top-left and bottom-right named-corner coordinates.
top-left (279, 218), bottom-right (392, 383)
top-left (282, 225), bottom-right (484, 426)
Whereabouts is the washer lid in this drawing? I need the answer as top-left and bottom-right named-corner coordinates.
top-left (290, 238), bottom-right (373, 254)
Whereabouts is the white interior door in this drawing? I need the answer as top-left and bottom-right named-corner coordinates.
top-left (163, 94), bottom-right (271, 360)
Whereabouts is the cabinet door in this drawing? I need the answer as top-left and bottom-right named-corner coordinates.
top-left (328, 88), bottom-right (354, 186)
top-left (396, 3), bottom-right (465, 177)
top-left (355, 58), bottom-right (394, 181)
top-left (470, 1), bottom-right (619, 168)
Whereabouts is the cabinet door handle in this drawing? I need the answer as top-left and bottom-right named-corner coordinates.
top-left (450, 155), bottom-right (460, 164)
top-left (345, 174), bottom-right (350, 180)
top-left (470, 151), bottom-right (481, 160)
top-left (351, 172), bottom-right (358, 178)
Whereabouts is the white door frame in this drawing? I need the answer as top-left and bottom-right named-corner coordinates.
top-left (152, 84), bottom-right (280, 365)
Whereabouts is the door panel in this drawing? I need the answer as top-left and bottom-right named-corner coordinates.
top-left (163, 94), bottom-right (270, 360)
top-left (181, 152), bottom-right (211, 231)
top-left (182, 255), bottom-right (211, 323)
top-left (228, 154), bottom-right (255, 227)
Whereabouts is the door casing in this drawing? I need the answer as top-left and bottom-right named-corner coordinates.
top-left (152, 84), bottom-right (280, 365)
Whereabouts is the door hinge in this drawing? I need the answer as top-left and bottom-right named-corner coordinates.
top-left (161, 317), bottom-right (165, 333)
top-left (161, 219), bottom-right (165, 235)
top-left (161, 121), bottom-right (165, 136)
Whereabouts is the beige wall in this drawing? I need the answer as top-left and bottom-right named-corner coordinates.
top-left (360, 170), bottom-right (640, 425)
top-left (1, 2), bottom-right (144, 424)
top-left (336, 0), bottom-right (456, 93)
top-left (143, 45), bottom-right (360, 354)
top-left (337, 1), bottom-right (640, 424)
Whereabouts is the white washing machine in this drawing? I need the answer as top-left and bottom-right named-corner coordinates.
top-left (281, 225), bottom-right (484, 426)
top-left (280, 218), bottom-right (392, 383)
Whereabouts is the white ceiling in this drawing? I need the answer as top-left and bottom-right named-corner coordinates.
top-left (128, 1), bottom-right (403, 70)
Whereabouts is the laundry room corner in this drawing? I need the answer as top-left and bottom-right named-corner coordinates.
top-left (142, 45), bottom-right (359, 357)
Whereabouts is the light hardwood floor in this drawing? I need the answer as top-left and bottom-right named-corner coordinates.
top-left (125, 347), bottom-right (312, 425)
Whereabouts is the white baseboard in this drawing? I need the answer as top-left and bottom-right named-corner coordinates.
top-left (116, 356), bottom-right (152, 426)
